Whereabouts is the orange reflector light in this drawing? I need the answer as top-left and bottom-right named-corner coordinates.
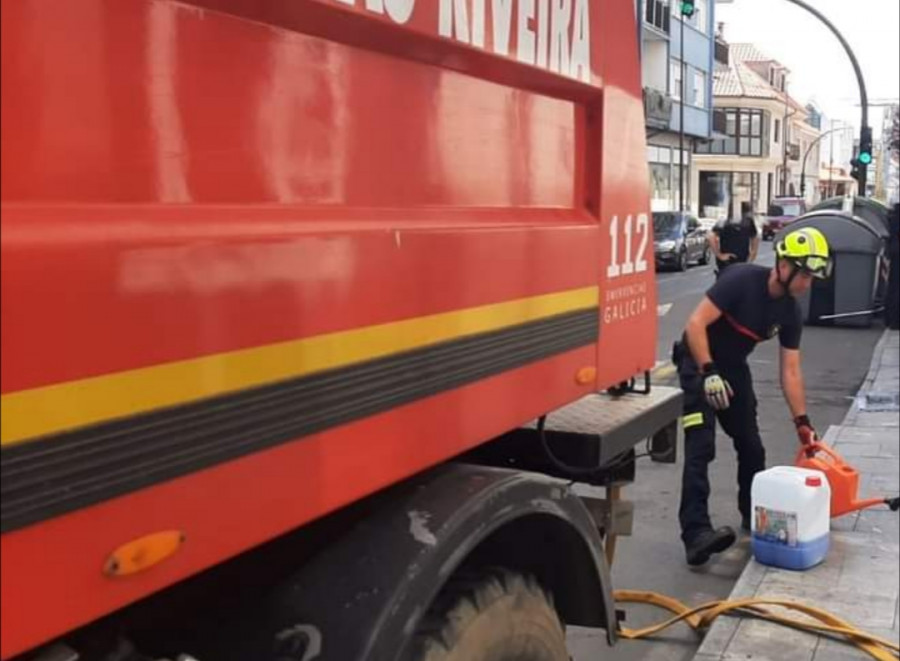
top-left (104, 530), bottom-right (185, 577)
top-left (576, 367), bottom-right (597, 385)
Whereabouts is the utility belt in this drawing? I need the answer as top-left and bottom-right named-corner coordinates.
top-left (671, 339), bottom-right (694, 372)
top-left (671, 339), bottom-right (684, 366)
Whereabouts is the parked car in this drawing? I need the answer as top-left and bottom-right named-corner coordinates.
top-left (762, 197), bottom-right (807, 240)
top-left (652, 211), bottom-right (711, 271)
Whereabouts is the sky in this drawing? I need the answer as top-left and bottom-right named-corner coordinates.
top-left (714, 0), bottom-right (899, 137)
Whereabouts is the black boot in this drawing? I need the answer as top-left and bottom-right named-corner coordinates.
top-left (685, 526), bottom-right (737, 566)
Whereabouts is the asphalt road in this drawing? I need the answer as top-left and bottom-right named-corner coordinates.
top-left (568, 241), bottom-right (885, 661)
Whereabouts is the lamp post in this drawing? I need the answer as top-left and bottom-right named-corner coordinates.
top-left (800, 126), bottom-right (843, 199)
top-left (780, 81), bottom-right (798, 196)
top-left (677, 1), bottom-right (696, 213)
top-left (828, 120), bottom-right (836, 198)
top-left (779, 0), bottom-right (870, 196)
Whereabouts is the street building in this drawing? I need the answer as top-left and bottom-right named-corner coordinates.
top-left (876, 104), bottom-right (900, 203)
top-left (692, 40), bottom-right (822, 220)
top-left (638, 0), bottom-right (720, 212)
top-left (819, 120), bottom-right (858, 199)
top-left (818, 164), bottom-right (858, 199)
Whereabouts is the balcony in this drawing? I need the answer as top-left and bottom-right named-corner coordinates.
top-left (644, 0), bottom-right (670, 35)
top-left (643, 87), bottom-right (673, 129)
top-left (788, 143), bottom-right (801, 161)
top-left (714, 39), bottom-right (729, 66)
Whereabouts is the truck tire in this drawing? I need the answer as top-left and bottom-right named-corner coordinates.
top-left (412, 570), bottom-right (569, 661)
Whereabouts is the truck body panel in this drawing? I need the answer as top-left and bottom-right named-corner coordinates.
top-left (0, 0), bottom-right (655, 656)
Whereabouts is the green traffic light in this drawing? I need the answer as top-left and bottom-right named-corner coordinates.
top-left (680, 1), bottom-right (695, 16)
top-left (858, 152), bottom-right (872, 165)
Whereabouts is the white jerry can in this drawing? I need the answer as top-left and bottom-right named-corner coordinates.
top-left (750, 466), bottom-right (831, 570)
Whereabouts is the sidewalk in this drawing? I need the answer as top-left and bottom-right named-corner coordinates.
top-left (694, 329), bottom-right (900, 661)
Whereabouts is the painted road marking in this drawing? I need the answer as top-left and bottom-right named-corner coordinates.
top-left (653, 363), bottom-right (677, 379)
top-left (657, 303), bottom-right (673, 317)
top-left (650, 359), bottom-right (677, 380)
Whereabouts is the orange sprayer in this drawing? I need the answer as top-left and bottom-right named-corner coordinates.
top-left (795, 441), bottom-right (900, 518)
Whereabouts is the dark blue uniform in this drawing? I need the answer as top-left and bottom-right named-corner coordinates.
top-left (673, 264), bottom-right (802, 543)
top-left (713, 216), bottom-right (758, 277)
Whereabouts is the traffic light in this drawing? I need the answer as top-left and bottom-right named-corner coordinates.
top-left (857, 126), bottom-right (873, 166)
top-left (850, 158), bottom-right (861, 181)
top-left (680, 0), bottom-right (695, 17)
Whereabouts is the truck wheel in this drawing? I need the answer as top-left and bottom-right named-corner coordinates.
top-left (412, 570), bottom-right (569, 661)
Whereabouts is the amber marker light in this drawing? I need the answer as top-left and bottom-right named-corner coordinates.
top-left (575, 367), bottom-right (597, 385)
top-left (104, 530), bottom-right (186, 577)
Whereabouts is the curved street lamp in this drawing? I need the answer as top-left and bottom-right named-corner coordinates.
top-left (781, 0), bottom-right (871, 197)
top-left (799, 126), bottom-right (844, 199)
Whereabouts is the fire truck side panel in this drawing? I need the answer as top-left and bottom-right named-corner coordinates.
top-left (594, 0), bottom-right (659, 384)
top-left (0, 0), bottom-right (655, 657)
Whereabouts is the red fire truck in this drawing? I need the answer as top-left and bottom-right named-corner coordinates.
top-left (1, 1), bottom-right (682, 659)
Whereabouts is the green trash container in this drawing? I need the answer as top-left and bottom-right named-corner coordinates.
top-left (811, 196), bottom-right (891, 236)
top-left (810, 197), bottom-right (891, 308)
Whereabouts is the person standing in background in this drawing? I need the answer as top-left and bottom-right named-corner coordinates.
top-left (709, 201), bottom-right (760, 279)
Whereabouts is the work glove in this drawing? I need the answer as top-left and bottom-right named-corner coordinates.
top-left (701, 363), bottom-right (734, 410)
top-left (794, 414), bottom-right (819, 446)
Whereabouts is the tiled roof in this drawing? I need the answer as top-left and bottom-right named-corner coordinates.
top-left (714, 43), bottom-right (807, 115)
top-left (713, 59), bottom-right (781, 99)
top-left (730, 43), bottom-right (787, 69)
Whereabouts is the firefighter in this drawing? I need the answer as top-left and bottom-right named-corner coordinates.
top-left (709, 201), bottom-right (760, 278)
top-left (672, 227), bottom-right (833, 566)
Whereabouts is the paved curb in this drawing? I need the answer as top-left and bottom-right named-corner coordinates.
top-left (693, 330), bottom-right (900, 661)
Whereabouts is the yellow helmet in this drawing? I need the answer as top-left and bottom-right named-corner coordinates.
top-left (776, 227), bottom-right (832, 279)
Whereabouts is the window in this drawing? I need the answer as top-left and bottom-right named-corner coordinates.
top-left (699, 171), bottom-right (760, 220)
top-left (673, 164), bottom-right (685, 204)
top-left (695, 108), bottom-right (768, 157)
top-left (670, 60), bottom-right (682, 101)
top-left (726, 111), bottom-right (736, 135)
top-left (647, 146), bottom-right (688, 209)
top-left (774, 118), bottom-right (781, 144)
top-left (650, 163), bottom-right (672, 202)
top-left (692, 70), bottom-right (706, 108)
top-left (648, 146), bottom-right (671, 164)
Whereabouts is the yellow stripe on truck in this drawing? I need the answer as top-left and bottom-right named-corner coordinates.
top-left (1, 286), bottom-right (599, 446)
